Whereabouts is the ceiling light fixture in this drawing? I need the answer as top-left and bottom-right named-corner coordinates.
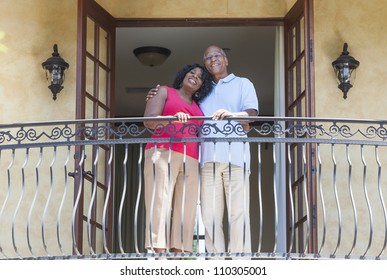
top-left (133, 46), bottom-right (171, 67)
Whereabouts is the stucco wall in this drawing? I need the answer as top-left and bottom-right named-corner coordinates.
top-left (314, 0), bottom-right (387, 257)
top-left (0, 0), bottom-right (77, 123)
top-left (0, 0), bottom-right (79, 257)
top-left (97, 0), bottom-right (296, 18)
top-left (0, 0), bottom-right (297, 124)
top-left (314, 0), bottom-right (387, 119)
top-left (2, 0), bottom-right (385, 122)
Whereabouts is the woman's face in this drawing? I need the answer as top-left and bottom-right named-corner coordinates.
top-left (182, 67), bottom-right (203, 92)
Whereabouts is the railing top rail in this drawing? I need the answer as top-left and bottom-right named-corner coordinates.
top-left (1, 116), bottom-right (387, 147)
top-left (1, 116), bottom-right (387, 129)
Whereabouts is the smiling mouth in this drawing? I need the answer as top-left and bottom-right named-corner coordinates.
top-left (188, 78), bottom-right (197, 85)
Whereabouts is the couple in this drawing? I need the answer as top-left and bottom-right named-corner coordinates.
top-left (143, 45), bottom-right (259, 258)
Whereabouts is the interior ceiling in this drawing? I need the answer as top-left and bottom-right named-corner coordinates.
top-left (115, 26), bottom-right (276, 118)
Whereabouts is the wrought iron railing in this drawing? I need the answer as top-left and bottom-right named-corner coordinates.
top-left (0, 117), bottom-right (387, 260)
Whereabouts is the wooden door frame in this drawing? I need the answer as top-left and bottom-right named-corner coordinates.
top-left (76, 0), bottom-right (316, 255)
top-left (284, 0), bottom-right (317, 253)
top-left (113, 17), bottom-right (315, 255)
top-left (75, 0), bottom-right (116, 253)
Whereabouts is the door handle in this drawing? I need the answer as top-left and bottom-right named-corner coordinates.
top-left (68, 170), bottom-right (94, 178)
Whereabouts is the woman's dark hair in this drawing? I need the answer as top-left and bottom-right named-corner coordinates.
top-left (172, 63), bottom-right (213, 103)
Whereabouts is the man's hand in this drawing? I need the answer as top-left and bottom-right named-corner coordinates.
top-left (211, 109), bottom-right (233, 120)
top-left (212, 109), bottom-right (252, 132)
top-left (145, 84), bottom-right (160, 101)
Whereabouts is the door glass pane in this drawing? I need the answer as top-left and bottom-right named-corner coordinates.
top-left (83, 177), bottom-right (93, 215)
top-left (301, 100), bottom-right (306, 117)
top-left (293, 187), bottom-right (298, 218)
top-left (86, 17), bottom-right (95, 56)
top-left (300, 16), bottom-right (305, 55)
top-left (292, 145), bottom-right (298, 179)
top-left (289, 105), bottom-right (295, 118)
top-left (85, 96), bottom-right (94, 120)
top-left (300, 56), bottom-right (305, 94)
top-left (99, 66), bottom-right (108, 105)
top-left (86, 57), bottom-right (94, 96)
top-left (99, 27), bottom-right (108, 66)
top-left (97, 148), bottom-right (107, 179)
top-left (95, 230), bottom-right (103, 252)
top-left (99, 106), bottom-right (108, 120)
top-left (82, 220), bottom-right (90, 251)
top-left (291, 26), bottom-right (297, 63)
top-left (84, 145), bottom-right (94, 171)
top-left (96, 186), bottom-right (105, 223)
top-left (292, 66), bottom-right (297, 102)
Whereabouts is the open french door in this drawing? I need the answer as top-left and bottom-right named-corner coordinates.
top-left (74, 0), bottom-right (116, 254)
top-left (73, 0), bottom-right (317, 257)
top-left (284, 0), bottom-right (317, 254)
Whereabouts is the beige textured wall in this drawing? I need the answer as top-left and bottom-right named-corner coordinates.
top-left (0, 0), bottom-right (77, 123)
top-left (97, 0), bottom-right (295, 18)
top-left (314, 0), bottom-right (387, 119)
top-left (313, 0), bottom-right (387, 257)
top-left (0, 0), bottom-right (297, 124)
top-left (2, 0), bottom-right (385, 124)
top-left (0, 0), bottom-right (78, 257)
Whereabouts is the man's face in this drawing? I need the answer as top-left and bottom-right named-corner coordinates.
top-left (203, 46), bottom-right (228, 78)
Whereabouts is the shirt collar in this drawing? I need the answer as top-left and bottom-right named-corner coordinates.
top-left (212, 73), bottom-right (236, 85)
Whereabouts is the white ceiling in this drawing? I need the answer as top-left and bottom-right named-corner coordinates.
top-left (115, 26), bottom-right (277, 117)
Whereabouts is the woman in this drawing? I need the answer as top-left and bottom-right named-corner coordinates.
top-left (143, 63), bottom-right (212, 255)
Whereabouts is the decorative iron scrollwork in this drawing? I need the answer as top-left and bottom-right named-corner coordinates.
top-left (1, 118), bottom-right (387, 145)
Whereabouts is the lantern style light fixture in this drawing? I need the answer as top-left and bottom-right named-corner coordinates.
top-left (133, 46), bottom-right (171, 67)
top-left (42, 44), bottom-right (69, 100)
top-left (331, 43), bottom-right (360, 99)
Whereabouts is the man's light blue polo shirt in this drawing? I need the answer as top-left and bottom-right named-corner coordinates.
top-left (199, 73), bottom-right (259, 170)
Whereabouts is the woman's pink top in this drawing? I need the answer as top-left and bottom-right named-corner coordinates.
top-left (145, 87), bottom-right (204, 159)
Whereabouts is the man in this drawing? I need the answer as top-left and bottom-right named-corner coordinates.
top-left (146, 45), bottom-right (259, 257)
top-left (199, 45), bottom-right (258, 257)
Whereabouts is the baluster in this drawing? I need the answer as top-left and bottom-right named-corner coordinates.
top-left (102, 145), bottom-right (113, 255)
top-left (118, 144), bottom-right (128, 254)
top-left (72, 146), bottom-right (85, 256)
top-left (361, 145), bottom-right (373, 258)
top-left (346, 144), bottom-right (357, 258)
top-left (134, 143), bottom-right (144, 255)
top-left (57, 146), bottom-right (71, 255)
top-left (375, 145), bottom-right (387, 258)
top-left (331, 144), bottom-right (341, 257)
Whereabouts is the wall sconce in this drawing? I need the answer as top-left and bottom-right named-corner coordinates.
top-left (133, 46), bottom-right (171, 67)
top-left (332, 43), bottom-right (360, 99)
top-left (42, 44), bottom-right (69, 100)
